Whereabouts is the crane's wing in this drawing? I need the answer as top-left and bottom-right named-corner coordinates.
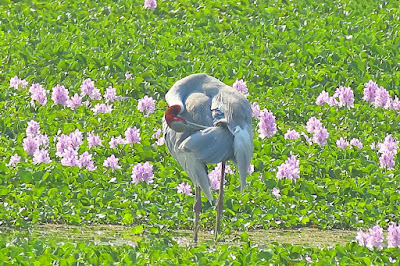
top-left (179, 127), bottom-right (234, 164)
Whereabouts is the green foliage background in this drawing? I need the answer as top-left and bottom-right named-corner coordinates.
top-left (1, 0), bottom-right (400, 264)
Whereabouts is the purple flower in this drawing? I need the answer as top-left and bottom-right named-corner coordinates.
top-left (26, 120), bottom-right (40, 137)
top-left (92, 103), bottom-right (113, 114)
top-left (316, 90), bottom-right (329, 105)
top-left (66, 93), bottom-right (82, 110)
top-left (251, 102), bottom-right (260, 119)
top-left (350, 138), bottom-right (363, 149)
top-left (29, 83), bottom-right (48, 106)
top-left (306, 117), bottom-right (322, 134)
top-left (276, 155), bottom-right (300, 180)
top-left (56, 134), bottom-right (72, 157)
top-left (7, 154), bottom-right (21, 167)
top-left (327, 96), bottom-right (339, 107)
top-left (391, 96), bottom-right (400, 110)
top-left (356, 229), bottom-right (369, 247)
top-left (131, 162), bottom-right (154, 184)
top-left (156, 137), bottom-right (165, 146)
top-left (232, 79), bottom-right (248, 94)
top-left (208, 163), bottom-right (233, 190)
top-left (144, 0), bottom-right (157, 10)
top-left (378, 135), bottom-right (398, 155)
top-left (313, 127), bottom-right (329, 146)
top-left (60, 147), bottom-right (80, 167)
top-left (152, 129), bottom-right (161, 139)
top-left (301, 132), bottom-right (313, 145)
top-left (125, 72), bottom-right (132, 80)
top-left (36, 134), bottom-right (49, 148)
top-left (247, 164), bottom-right (254, 175)
top-left (257, 109), bottom-right (277, 139)
top-left (23, 136), bottom-right (39, 155)
top-left (80, 78), bottom-right (95, 97)
top-left (79, 151), bottom-right (96, 171)
top-left (137, 96), bottom-right (156, 117)
top-left (366, 225), bottom-right (383, 250)
top-left (336, 137), bottom-right (349, 150)
top-left (387, 223), bottom-right (400, 248)
top-left (104, 86), bottom-right (117, 102)
top-left (374, 86), bottom-right (390, 108)
top-left (177, 182), bottom-right (193, 195)
top-left (70, 129), bottom-right (83, 149)
top-left (333, 86), bottom-right (354, 108)
top-left (51, 85), bottom-right (69, 105)
top-left (363, 80), bottom-right (378, 103)
top-left (379, 150), bottom-right (395, 170)
top-left (125, 127), bottom-right (141, 144)
top-left (9, 76), bottom-right (28, 89)
top-left (33, 149), bottom-right (52, 164)
top-left (272, 187), bottom-right (281, 199)
top-left (87, 132), bottom-right (102, 149)
top-left (284, 129), bottom-right (300, 140)
top-left (305, 255), bottom-right (312, 263)
top-left (109, 136), bottom-right (127, 148)
top-left (103, 154), bottom-right (121, 172)
top-left (389, 257), bottom-right (397, 263)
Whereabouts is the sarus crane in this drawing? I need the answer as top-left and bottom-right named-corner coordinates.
top-left (162, 73), bottom-right (253, 242)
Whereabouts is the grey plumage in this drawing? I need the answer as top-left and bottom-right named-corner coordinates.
top-left (163, 73), bottom-right (253, 202)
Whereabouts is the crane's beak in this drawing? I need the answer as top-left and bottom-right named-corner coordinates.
top-left (185, 120), bottom-right (208, 130)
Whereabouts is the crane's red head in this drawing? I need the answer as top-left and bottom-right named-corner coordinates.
top-left (165, 105), bottom-right (187, 132)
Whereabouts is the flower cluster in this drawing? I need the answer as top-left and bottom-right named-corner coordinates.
top-left (363, 80), bottom-right (400, 110)
top-left (284, 129), bottom-right (300, 140)
top-left (152, 128), bottom-right (165, 146)
top-left (377, 135), bottom-right (398, 170)
top-left (177, 182), bottom-right (193, 196)
top-left (103, 154), bottom-right (121, 172)
top-left (208, 163), bottom-right (234, 190)
top-left (305, 117), bottom-right (329, 146)
top-left (257, 109), bottom-right (277, 139)
top-left (131, 162), bottom-right (154, 184)
top-left (144, 0), bottom-right (157, 10)
top-left (276, 155), bottom-right (300, 180)
top-left (251, 102), bottom-right (261, 119)
top-left (232, 79), bottom-right (248, 94)
top-left (10, 76), bottom-right (28, 90)
top-left (356, 223), bottom-right (400, 250)
top-left (22, 120), bottom-right (51, 164)
top-left (316, 86), bottom-right (354, 108)
top-left (29, 83), bottom-right (48, 106)
top-left (137, 95), bottom-right (156, 117)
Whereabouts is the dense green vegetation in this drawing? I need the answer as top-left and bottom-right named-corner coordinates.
top-left (1, 0), bottom-right (400, 264)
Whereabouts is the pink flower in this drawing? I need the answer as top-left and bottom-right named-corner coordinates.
top-left (284, 129), bottom-right (300, 140)
top-left (29, 83), bottom-right (48, 106)
top-left (35, 134), bottom-right (49, 148)
top-left (109, 136), bottom-right (127, 148)
top-left (125, 72), bottom-right (133, 80)
top-left (80, 78), bottom-right (95, 97)
top-left (177, 182), bottom-right (192, 195)
top-left (257, 109), bottom-right (277, 139)
top-left (103, 154), bottom-right (121, 172)
top-left (208, 163), bottom-right (233, 190)
top-left (336, 137), bottom-right (349, 150)
top-left (104, 86), bottom-right (117, 102)
top-left (144, 0), bottom-right (157, 10)
top-left (7, 154), bottom-right (21, 167)
top-left (137, 96), bottom-right (156, 117)
top-left (272, 187), bottom-right (281, 199)
top-left (316, 90), bottom-right (329, 105)
top-left (125, 127), bottom-right (141, 144)
top-left (374, 86), bottom-right (390, 108)
top-left (23, 136), bottom-right (39, 155)
top-left (276, 155), bottom-right (300, 180)
top-left (26, 120), bottom-right (40, 137)
top-left (9, 76), bottom-right (28, 90)
top-left (51, 85), bottom-right (69, 105)
top-left (251, 102), bottom-right (260, 119)
top-left (363, 80), bottom-right (378, 103)
top-left (306, 117), bottom-right (322, 134)
top-left (327, 96), bottom-right (339, 107)
top-left (391, 96), bottom-right (400, 110)
top-left (33, 149), bottom-right (52, 164)
top-left (70, 129), bottom-right (83, 149)
top-left (152, 129), bottom-right (161, 139)
top-left (232, 79), bottom-right (248, 94)
top-left (350, 138), bottom-right (363, 149)
top-left (131, 162), bottom-right (154, 184)
top-left (66, 93), bottom-right (82, 110)
top-left (60, 147), bottom-right (80, 167)
top-left (379, 150), bottom-right (395, 170)
top-left (305, 255), bottom-right (312, 263)
top-left (378, 135), bottom-right (398, 155)
top-left (387, 223), bottom-right (400, 248)
top-left (366, 225), bottom-right (383, 250)
top-left (79, 151), bottom-right (96, 171)
top-left (313, 127), bottom-right (329, 146)
top-left (356, 229), bottom-right (369, 247)
top-left (333, 86), bottom-right (354, 108)
top-left (247, 164), bottom-right (254, 175)
top-left (92, 103), bottom-right (113, 114)
top-left (56, 134), bottom-right (72, 157)
top-left (87, 132), bottom-right (102, 149)
top-left (156, 137), bottom-right (165, 146)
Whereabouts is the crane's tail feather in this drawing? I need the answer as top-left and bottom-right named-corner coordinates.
top-left (233, 126), bottom-right (253, 192)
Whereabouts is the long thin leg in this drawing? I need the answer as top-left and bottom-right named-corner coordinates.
top-left (215, 162), bottom-right (225, 240)
top-left (194, 186), bottom-right (201, 243)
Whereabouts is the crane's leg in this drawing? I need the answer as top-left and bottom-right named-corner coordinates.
top-left (194, 186), bottom-right (201, 243)
top-left (214, 162), bottom-right (225, 240)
